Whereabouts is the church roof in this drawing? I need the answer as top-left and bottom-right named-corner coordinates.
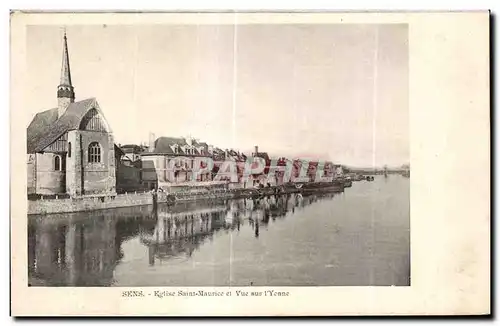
top-left (26, 98), bottom-right (98, 153)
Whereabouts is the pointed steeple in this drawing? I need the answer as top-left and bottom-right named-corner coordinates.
top-left (60, 30), bottom-right (72, 86)
top-left (57, 29), bottom-right (75, 117)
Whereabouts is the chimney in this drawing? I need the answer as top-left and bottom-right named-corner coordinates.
top-left (148, 133), bottom-right (155, 153)
top-left (254, 145), bottom-right (259, 156)
top-left (185, 135), bottom-right (193, 146)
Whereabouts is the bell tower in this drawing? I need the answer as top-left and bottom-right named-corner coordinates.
top-left (57, 30), bottom-right (75, 118)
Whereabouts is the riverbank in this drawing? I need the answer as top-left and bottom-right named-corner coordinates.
top-left (28, 176), bottom-right (410, 287)
top-left (28, 182), bottom-right (346, 215)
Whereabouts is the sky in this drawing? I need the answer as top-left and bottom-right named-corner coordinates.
top-left (26, 23), bottom-right (408, 167)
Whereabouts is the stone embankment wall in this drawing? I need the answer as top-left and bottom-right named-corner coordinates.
top-left (28, 191), bottom-right (154, 215)
top-left (28, 182), bottom-right (344, 215)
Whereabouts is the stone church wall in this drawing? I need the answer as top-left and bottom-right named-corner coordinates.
top-left (27, 154), bottom-right (36, 194)
top-left (35, 153), bottom-right (66, 195)
top-left (66, 130), bottom-right (117, 196)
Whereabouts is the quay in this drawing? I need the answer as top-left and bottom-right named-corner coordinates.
top-left (28, 181), bottom-right (346, 216)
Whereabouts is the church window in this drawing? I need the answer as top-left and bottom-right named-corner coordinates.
top-left (68, 142), bottom-right (72, 158)
top-left (79, 108), bottom-right (108, 132)
top-left (88, 142), bottom-right (101, 163)
top-left (54, 156), bottom-right (61, 171)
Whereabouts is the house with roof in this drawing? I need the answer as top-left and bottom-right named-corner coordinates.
top-left (120, 144), bottom-right (144, 164)
top-left (141, 136), bottom-right (213, 189)
top-left (210, 148), bottom-right (248, 185)
top-left (27, 33), bottom-right (119, 197)
top-left (113, 144), bottom-right (145, 193)
top-left (249, 145), bottom-right (273, 186)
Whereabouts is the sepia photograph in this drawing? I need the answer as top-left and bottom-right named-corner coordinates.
top-left (26, 22), bottom-right (409, 287)
top-left (11, 11), bottom-right (489, 316)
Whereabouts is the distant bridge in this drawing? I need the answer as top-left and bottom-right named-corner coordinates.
top-left (343, 166), bottom-right (410, 176)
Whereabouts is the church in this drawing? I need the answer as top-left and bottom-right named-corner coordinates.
top-left (27, 32), bottom-right (120, 197)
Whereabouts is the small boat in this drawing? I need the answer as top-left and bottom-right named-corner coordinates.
top-left (343, 176), bottom-right (353, 188)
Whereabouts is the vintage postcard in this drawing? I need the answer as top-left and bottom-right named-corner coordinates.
top-left (10, 11), bottom-right (490, 316)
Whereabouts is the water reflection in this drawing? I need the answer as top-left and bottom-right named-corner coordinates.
top-left (28, 210), bottom-right (125, 286)
top-left (28, 192), bottom-right (336, 286)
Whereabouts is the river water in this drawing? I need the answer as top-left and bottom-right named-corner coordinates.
top-left (28, 175), bottom-right (410, 287)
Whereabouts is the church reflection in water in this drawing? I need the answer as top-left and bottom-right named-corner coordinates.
top-left (28, 192), bottom-right (337, 286)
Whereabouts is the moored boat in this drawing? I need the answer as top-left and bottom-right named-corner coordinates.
top-left (353, 174), bottom-right (364, 181)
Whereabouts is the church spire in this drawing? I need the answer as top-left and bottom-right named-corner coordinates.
top-left (57, 29), bottom-right (75, 117)
top-left (60, 30), bottom-right (72, 86)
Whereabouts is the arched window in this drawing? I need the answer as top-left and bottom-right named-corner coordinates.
top-left (79, 108), bottom-right (108, 132)
top-left (54, 156), bottom-right (61, 171)
top-left (88, 142), bottom-right (101, 163)
top-left (68, 142), bottom-right (72, 158)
